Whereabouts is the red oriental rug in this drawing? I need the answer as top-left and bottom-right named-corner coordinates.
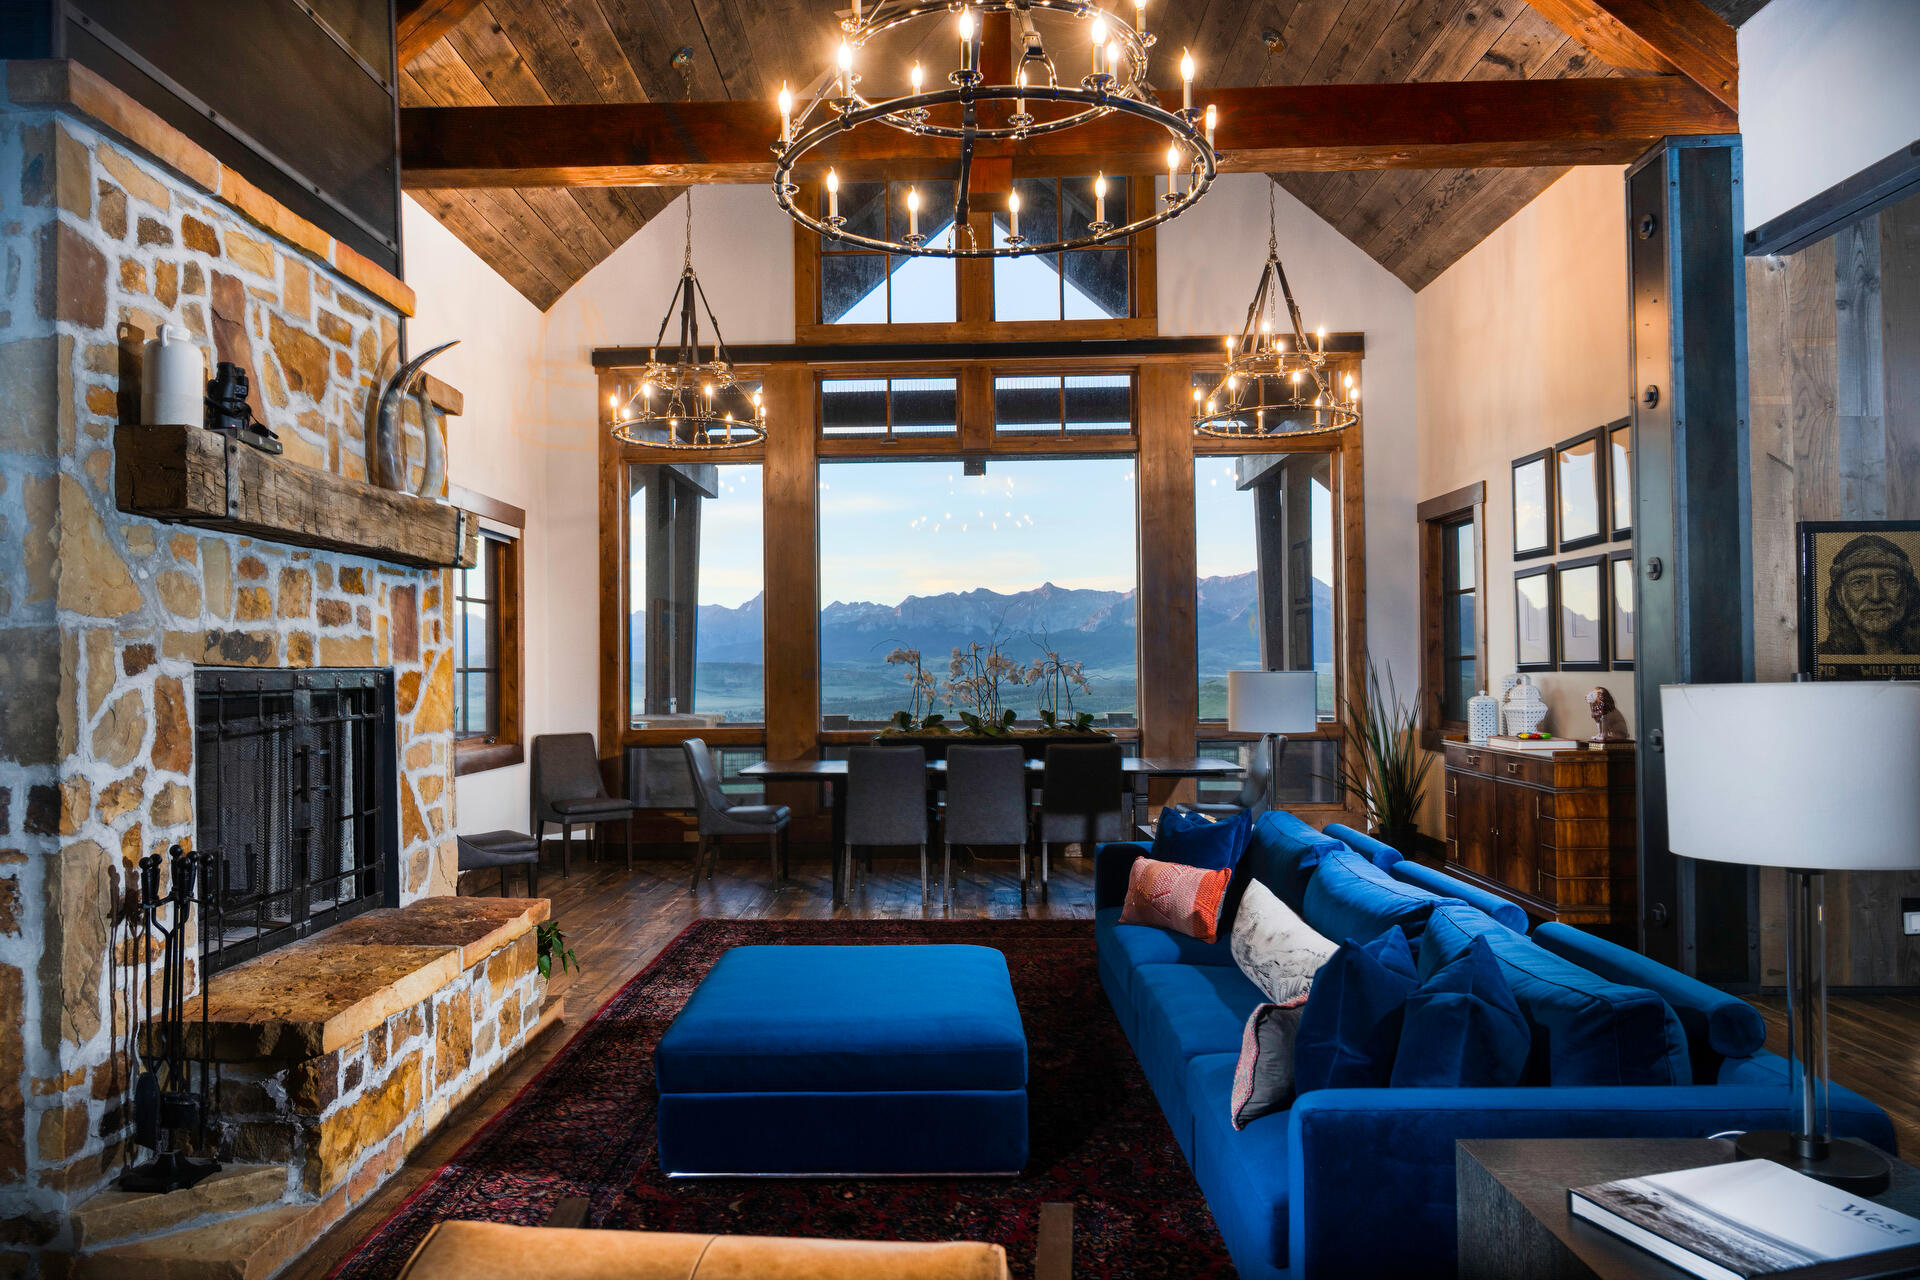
top-left (325, 918), bottom-right (1234, 1279)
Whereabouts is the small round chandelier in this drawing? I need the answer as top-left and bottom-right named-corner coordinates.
top-left (610, 195), bottom-right (765, 449)
top-left (771, 1), bottom-right (1217, 258)
top-left (1194, 183), bottom-right (1360, 439)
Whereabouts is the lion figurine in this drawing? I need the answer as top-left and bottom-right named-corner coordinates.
top-left (1586, 687), bottom-right (1631, 743)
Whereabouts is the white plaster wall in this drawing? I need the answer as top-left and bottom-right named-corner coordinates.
top-left (1414, 164), bottom-right (1634, 757)
top-left (402, 197), bottom-right (550, 833)
top-left (1160, 173), bottom-right (1422, 700)
top-left (1739, 0), bottom-right (1920, 231)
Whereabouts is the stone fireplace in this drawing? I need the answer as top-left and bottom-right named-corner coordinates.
top-left (0, 62), bottom-right (550, 1277)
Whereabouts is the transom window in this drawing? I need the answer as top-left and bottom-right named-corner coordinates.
top-left (820, 180), bottom-right (957, 324)
top-left (821, 377), bottom-right (959, 439)
top-left (991, 176), bottom-right (1132, 321)
top-left (993, 374), bottom-right (1132, 436)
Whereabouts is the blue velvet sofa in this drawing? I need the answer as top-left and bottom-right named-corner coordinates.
top-left (1095, 812), bottom-right (1898, 1279)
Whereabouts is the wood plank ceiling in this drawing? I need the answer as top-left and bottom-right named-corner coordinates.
top-left (404, 1), bottom-right (1764, 308)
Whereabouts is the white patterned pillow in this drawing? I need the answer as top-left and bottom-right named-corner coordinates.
top-left (1230, 879), bottom-right (1337, 1004)
top-left (1231, 1000), bottom-right (1307, 1129)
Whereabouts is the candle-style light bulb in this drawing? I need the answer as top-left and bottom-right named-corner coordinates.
top-left (826, 166), bottom-right (839, 220)
top-left (1315, 324), bottom-right (1326, 351)
top-left (1204, 102), bottom-right (1216, 146)
top-left (910, 61), bottom-right (923, 94)
top-left (1167, 143), bottom-right (1180, 195)
top-left (608, 392), bottom-right (618, 409)
top-left (778, 82), bottom-right (792, 143)
top-left (837, 40), bottom-right (853, 97)
top-left (958, 8), bottom-right (973, 72)
top-left (1180, 48), bottom-right (1194, 111)
top-left (1093, 171), bottom-right (1106, 225)
top-left (1106, 40), bottom-right (1121, 77)
top-left (641, 381), bottom-right (652, 399)
top-left (1224, 334), bottom-right (1234, 353)
top-left (1008, 189), bottom-right (1021, 240)
top-left (1135, 0), bottom-right (1148, 40)
top-left (907, 185), bottom-right (919, 238)
top-left (1091, 15), bottom-right (1106, 74)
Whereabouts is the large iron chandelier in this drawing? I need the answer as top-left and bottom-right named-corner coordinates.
top-left (609, 195), bottom-right (765, 449)
top-left (771, 1), bottom-right (1217, 258)
top-left (1194, 183), bottom-right (1359, 439)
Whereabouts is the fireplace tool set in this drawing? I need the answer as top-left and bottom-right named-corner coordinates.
top-left (121, 844), bottom-right (222, 1192)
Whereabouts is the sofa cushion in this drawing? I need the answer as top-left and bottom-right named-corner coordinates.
top-left (1096, 907), bottom-right (1233, 1008)
top-left (654, 945), bottom-right (1026, 1094)
top-left (1390, 934), bottom-right (1530, 1088)
top-left (1189, 1053), bottom-right (1292, 1275)
top-left (1293, 925), bottom-right (1419, 1094)
top-left (1130, 963), bottom-right (1266, 1153)
top-left (1240, 811), bottom-right (1346, 915)
top-left (1532, 921), bottom-right (1765, 1072)
top-left (1388, 860), bottom-right (1531, 934)
top-left (1323, 823), bottom-right (1404, 870)
top-left (1418, 904), bottom-right (1692, 1087)
top-left (1153, 805), bottom-right (1254, 871)
top-left (1300, 849), bottom-right (1457, 947)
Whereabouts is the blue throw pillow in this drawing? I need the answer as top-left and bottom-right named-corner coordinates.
top-left (1237, 810), bottom-right (1345, 916)
top-left (1300, 849), bottom-right (1457, 948)
top-left (1391, 935), bottom-right (1530, 1088)
top-left (1151, 805), bottom-right (1253, 872)
top-left (1293, 925), bottom-right (1418, 1094)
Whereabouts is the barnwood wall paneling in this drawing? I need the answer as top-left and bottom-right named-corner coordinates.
top-left (1747, 189), bottom-right (1920, 988)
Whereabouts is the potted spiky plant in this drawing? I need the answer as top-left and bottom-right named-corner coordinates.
top-left (1328, 658), bottom-right (1434, 856)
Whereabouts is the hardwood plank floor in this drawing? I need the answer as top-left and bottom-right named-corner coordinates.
top-left (285, 846), bottom-right (1920, 1278)
top-left (283, 849), bottom-right (1096, 1279)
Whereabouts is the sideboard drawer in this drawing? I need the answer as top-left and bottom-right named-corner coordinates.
top-left (1489, 752), bottom-right (1555, 787)
top-left (1444, 742), bottom-right (1496, 775)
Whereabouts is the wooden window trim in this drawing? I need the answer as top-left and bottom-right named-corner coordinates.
top-left (454, 527), bottom-right (525, 777)
top-left (792, 177), bottom-right (1160, 344)
top-left (1417, 481), bottom-right (1486, 751)
top-left (598, 352), bottom-right (1370, 829)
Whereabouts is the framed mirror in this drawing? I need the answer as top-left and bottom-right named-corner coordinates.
top-left (1608, 419), bottom-right (1632, 541)
top-left (1557, 554), bottom-right (1608, 671)
top-left (1512, 449), bottom-right (1554, 562)
top-left (1515, 564), bottom-right (1557, 671)
top-left (1610, 548), bottom-right (1635, 669)
top-left (1555, 427), bottom-right (1606, 553)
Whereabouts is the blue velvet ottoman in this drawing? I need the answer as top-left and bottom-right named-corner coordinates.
top-left (654, 944), bottom-right (1028, 1176)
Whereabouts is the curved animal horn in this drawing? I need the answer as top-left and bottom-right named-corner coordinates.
top-left (374, 340), bottom-right (458, 491)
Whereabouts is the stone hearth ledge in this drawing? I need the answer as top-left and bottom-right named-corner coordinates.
top-left (194, 897), bottom-right (548, 1064)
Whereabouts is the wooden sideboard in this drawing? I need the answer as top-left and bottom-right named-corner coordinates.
top-left (1441, 738), bottom-right (1637, 933)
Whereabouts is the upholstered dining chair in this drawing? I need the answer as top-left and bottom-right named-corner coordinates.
top-left (1037, 743), bottom-right (1127, 896)
top-left (1189, 748), bottom-right (1271, 820)
top-left (529, 733), bottom-right (637, 877)
top-left (683, 738), bottom-right (791, 893)
top-left (941, 744), bottom-right (1031, 905)
top-left (844, 745), bottom-right (931, 903)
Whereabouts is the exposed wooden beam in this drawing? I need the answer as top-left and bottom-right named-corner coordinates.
top-left (1527, 0), bottom-right (1738, 111)
top-left (400, 75), bottom-right (1738, 188)
top-left (396, 0), bottom-right (484, 66)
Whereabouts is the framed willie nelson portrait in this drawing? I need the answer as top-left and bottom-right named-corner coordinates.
top-left (1798, 522), bottom-right (1920, 681)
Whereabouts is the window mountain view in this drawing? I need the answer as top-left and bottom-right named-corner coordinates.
top-left (627, 570), bottom-right (1333, 727)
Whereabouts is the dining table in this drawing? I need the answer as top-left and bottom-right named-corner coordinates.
top-left (741, 754), bottom-right (1245, 904)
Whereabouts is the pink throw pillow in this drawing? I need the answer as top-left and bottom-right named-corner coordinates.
top-left (1120, 855), bottom-right (1231, 943)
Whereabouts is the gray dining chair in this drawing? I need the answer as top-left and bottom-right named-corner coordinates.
top-left (1038, 742), bottom-right (1127, 896)
top-left (529, 733), bottom-right (637, 877)
top-left (941, 744), bottom-right (1031, 905)
top-left (844, 745), bottom-right (931, 903)
top-left (1190, 748), bottom-right (1271, 819)
top-left (683, 738), bottom-right (791, 893)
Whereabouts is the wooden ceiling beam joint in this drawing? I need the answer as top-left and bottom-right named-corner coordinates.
top-left (1526, 0), bottom-right (1739, 111)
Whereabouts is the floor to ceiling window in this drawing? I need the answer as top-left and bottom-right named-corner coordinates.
top-left (817, 456), bottom-right (1140, 730)
top-left (627, 462), bottom-right (765, 728)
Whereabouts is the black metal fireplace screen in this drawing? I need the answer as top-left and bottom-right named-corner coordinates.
top-left (194, 667), bottom-right (398, 975)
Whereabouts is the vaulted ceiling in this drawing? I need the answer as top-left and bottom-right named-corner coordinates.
top-left (401, 1), bottom-right (1765, 309)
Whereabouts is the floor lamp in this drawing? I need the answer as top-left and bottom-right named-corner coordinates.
top-left (1227, 670), bottom-right (1321, 810)
top-left (1662, 682), bottom-right (1920, 1194)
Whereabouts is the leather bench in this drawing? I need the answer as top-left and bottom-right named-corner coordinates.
top-left (396, 1220), bottom-right (1009, 1280)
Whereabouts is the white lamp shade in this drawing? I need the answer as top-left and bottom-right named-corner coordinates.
top-left (1226, 670), bottom-right (1320, 735)
top-left (1661, 682), bottom-right (1920, 871)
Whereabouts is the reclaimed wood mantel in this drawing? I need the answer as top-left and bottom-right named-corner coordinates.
top-left (115, 425), bottom-right (478, 569)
